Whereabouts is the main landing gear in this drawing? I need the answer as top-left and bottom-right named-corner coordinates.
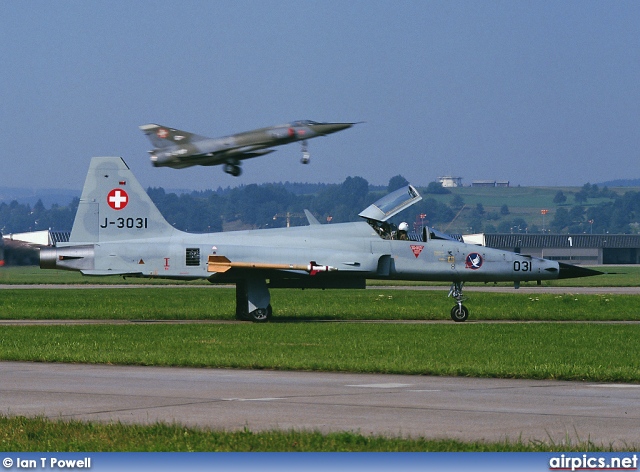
top-left (448, 282), bottom-right (469, 322)
top-left (224, 162), bottom-right (242, 176)
top-left (235, 277), bottom-right (272, 322)
top-left (239, 305), bottom-right (272, 322)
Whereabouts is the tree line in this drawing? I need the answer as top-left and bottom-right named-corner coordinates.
top-left (1, 179), bottom-right (639, 238)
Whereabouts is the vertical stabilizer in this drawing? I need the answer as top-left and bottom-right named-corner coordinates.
top-left (139, 124), bottom-right (200, 148)
top-left (69, 157), bottom-right (178, 243)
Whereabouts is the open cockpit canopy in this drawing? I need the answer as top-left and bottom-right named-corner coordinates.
top-left (358, 185), bottom-right (422, 223)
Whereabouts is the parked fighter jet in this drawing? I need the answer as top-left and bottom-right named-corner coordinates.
top-left (139, 120), bottom-right (357, 176)
top-left (40, 157), bottom-right (601, 322)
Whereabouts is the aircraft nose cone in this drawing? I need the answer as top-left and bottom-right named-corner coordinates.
top-left (308, 122), bottom-right (356, 136)
top-left (557, 262), bottom-right (603, 279)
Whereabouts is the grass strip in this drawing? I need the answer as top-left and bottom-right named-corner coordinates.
top-left (0, 416), bottom-right (629, 452)
top-left (1, 323), bottom-right (639, 382)
top-left (1, 288), bottom-right (639, 321)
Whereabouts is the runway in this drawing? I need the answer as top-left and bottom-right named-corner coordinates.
top-left (2, 361), bottom-right (639, 447)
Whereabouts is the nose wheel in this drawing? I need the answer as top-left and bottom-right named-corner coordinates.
top-left (448, 282), bottom-right (469, 322)
top-left (300, 140), bottom-right (310, 164)
top-left (450, 304), bottom-right (469, 322)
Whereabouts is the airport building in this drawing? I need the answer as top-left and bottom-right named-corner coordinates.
top-left (437, 176), bottom-right (463, 188)
top-left (471, 180), bottom-right (510, 188)
top-left (471, 234), bottom-right (640, 265)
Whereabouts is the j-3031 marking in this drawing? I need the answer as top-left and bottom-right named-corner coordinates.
top-left (100, 217), bottom-right (148, 229)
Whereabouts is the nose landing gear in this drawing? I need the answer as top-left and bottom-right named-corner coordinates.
top-left (448, 282), bottom-right (469, 322)
top-left (300, 140), bottom-right (310, 164)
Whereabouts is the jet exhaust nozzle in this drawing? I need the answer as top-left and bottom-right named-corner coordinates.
top-left (40, 245), bottom-right (95, 271)
top-left (39, 247), bottom-right (58, 270)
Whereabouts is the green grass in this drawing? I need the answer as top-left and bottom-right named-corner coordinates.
top-left (0, 416), bottom-right (626, 452)
top-left (1, 323), bottom-right (639, 382)
top-left (1, 287), bottom-right (638, 382)
top-left (0, 287), bottom-right (638, 321)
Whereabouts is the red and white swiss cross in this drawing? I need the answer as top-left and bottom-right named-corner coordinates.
top-left (107, 188), bottom-right (129, 210)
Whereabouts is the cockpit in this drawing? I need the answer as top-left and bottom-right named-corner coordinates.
top-left (359, 185), bottom-right (458, 243)
top-left (292, 120), bottom-right (320, 127)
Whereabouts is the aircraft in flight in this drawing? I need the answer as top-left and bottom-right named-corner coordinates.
top-left (40, 157), bottom-right (601, 322)
top-left (139, 120), bottom-right (357, 176)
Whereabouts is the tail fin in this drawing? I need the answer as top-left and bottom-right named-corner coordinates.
top-left (69, 157), bottom-right (179, 243)
top-left (139, 124), bottom-right (204, 149)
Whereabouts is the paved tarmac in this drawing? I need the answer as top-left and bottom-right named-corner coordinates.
top-left (2, 361), bottom-right (639, 447)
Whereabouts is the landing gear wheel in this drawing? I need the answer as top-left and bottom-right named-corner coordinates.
top-left (224, 163), bottom-right (242, 176)
top-left (300, 140), bottom-right (309, 163)
top-left (248, 305), bottom-right (272, 323)
top-left (450, 304), bottom-right (469, 322)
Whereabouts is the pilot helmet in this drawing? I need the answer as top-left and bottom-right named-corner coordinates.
top-left (398, 222), bottom-right (409, 232)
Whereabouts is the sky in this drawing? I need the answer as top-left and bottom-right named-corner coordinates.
top-left (1, 1), bottom-right (639, 193)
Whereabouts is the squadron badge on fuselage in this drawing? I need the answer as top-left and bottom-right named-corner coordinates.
top-left (465, 252), bottom-right (483, 270)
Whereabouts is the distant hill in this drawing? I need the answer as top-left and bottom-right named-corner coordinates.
top-left (597, 179), bottom-right (640, 187)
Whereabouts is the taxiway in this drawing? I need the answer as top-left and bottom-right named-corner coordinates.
top-left (2, 361), bottom-right (638, 447)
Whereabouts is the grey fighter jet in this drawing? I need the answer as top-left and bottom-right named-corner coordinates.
top-left (139, 120), bottom-right (357, 176)
top-left (40, 157), bottom-right (601, 322)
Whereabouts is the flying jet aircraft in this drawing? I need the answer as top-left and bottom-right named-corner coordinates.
top-left (40, 157), bottom-right (601, 322)
top-left (139, 120), bottom-right (357, 176)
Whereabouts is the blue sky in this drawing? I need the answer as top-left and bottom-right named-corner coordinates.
top-left (2, 1), bottom-right (639, 191)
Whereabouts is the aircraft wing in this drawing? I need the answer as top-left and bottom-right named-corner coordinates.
top-left (225, 148), bottom-right (276, 161)
top-left (192, 149), bottom-right (275, 165)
